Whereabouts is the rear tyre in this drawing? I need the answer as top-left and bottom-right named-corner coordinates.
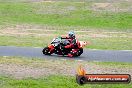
top-left (42, 47), bottom-right (51, 55)
top-left (69, 48), bottom-right (83, 57)
top-left (76, 48), bottom-right (83, 56)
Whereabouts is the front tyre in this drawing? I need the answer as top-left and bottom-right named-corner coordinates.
top-left (42, 47), bottom-right (51, 55)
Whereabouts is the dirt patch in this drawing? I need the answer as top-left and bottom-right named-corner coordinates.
top-left (93, 3), bottom-right (111, 8)
top-left (0, 24), bottom-right (58, 36)
top-left (0, 64), bottom-right (55, 79)
top-left (1, 24), bottom-right (132, 38)
top-left (25, 0), bottom-right (56, 3)
top-left (0, 57), bottom-right (132, 79)
top-left (90, 2), bottom-right (132, 12)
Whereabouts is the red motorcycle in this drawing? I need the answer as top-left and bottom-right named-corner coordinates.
top-left (42, 37), bottom-right (87, 57)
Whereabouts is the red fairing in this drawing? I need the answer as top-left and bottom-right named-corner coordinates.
top-left (48, 45), bottom-right (54, 52)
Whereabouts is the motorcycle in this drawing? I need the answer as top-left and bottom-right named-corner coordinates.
top-left (42, 37), bottom-right (87, 57)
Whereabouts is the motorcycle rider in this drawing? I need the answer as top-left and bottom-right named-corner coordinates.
top-left (61, 31), bottom-right (79, 57)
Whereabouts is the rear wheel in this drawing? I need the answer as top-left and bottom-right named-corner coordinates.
top-left (76, 48), bottom-right (83, 56)
top-left (42, 47), bottom-right (51, 55)
top-left (69, 48), bottom-right (83, 57)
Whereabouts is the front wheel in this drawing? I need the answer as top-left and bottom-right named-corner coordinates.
top-left (42, 47), bottom-right (51, 55)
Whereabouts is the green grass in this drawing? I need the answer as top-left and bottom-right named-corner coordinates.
top-left (85, 37), bottom-right (132, 50)
top-left (0, 35), bottom-right (47, 47)
top-left (93, 61), bottom-right (132, 68)
top-left (0, 56), bottom-right (132, 68)
top-left (0, 75), bottom-right (132, 88)
top-left (0, 56), bottom-right (132, 88)
top-left (0, 1), bottom-right (131, 50)
top-left (0, 2), bottom-right (132, 30)
top-left (0, 34), bottom-right (132, 50)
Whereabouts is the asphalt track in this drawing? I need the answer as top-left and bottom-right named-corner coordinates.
top-left (0, 46), bottom-right (132, 62)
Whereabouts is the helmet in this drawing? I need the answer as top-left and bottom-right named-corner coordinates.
top-left (68, 31), bottom-right (75, 39)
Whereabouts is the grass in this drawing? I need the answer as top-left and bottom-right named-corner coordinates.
top-left (0, 1), bottom-right (131, 50)
top-left (0, 75), bottom-right (132, 88)
top-left (0, 35), bottom-right (47, 47)
top-left (0, 32), bottom-right (132, 50)
top-left (0, 56), bottom-right (132, 88)
top-left (0, 2), bottom-right (131, 30)
top-left (0, 56), bottom-right (132, 67)
top-left (93, 61), bottom-right (132, 68)
top-left (85, 37), bottom-right (132, 50)
top-left (0, 1), bottom-right (131, 88)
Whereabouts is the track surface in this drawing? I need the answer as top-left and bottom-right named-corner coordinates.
top-left (0, 46), bottom-right (132, 62)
